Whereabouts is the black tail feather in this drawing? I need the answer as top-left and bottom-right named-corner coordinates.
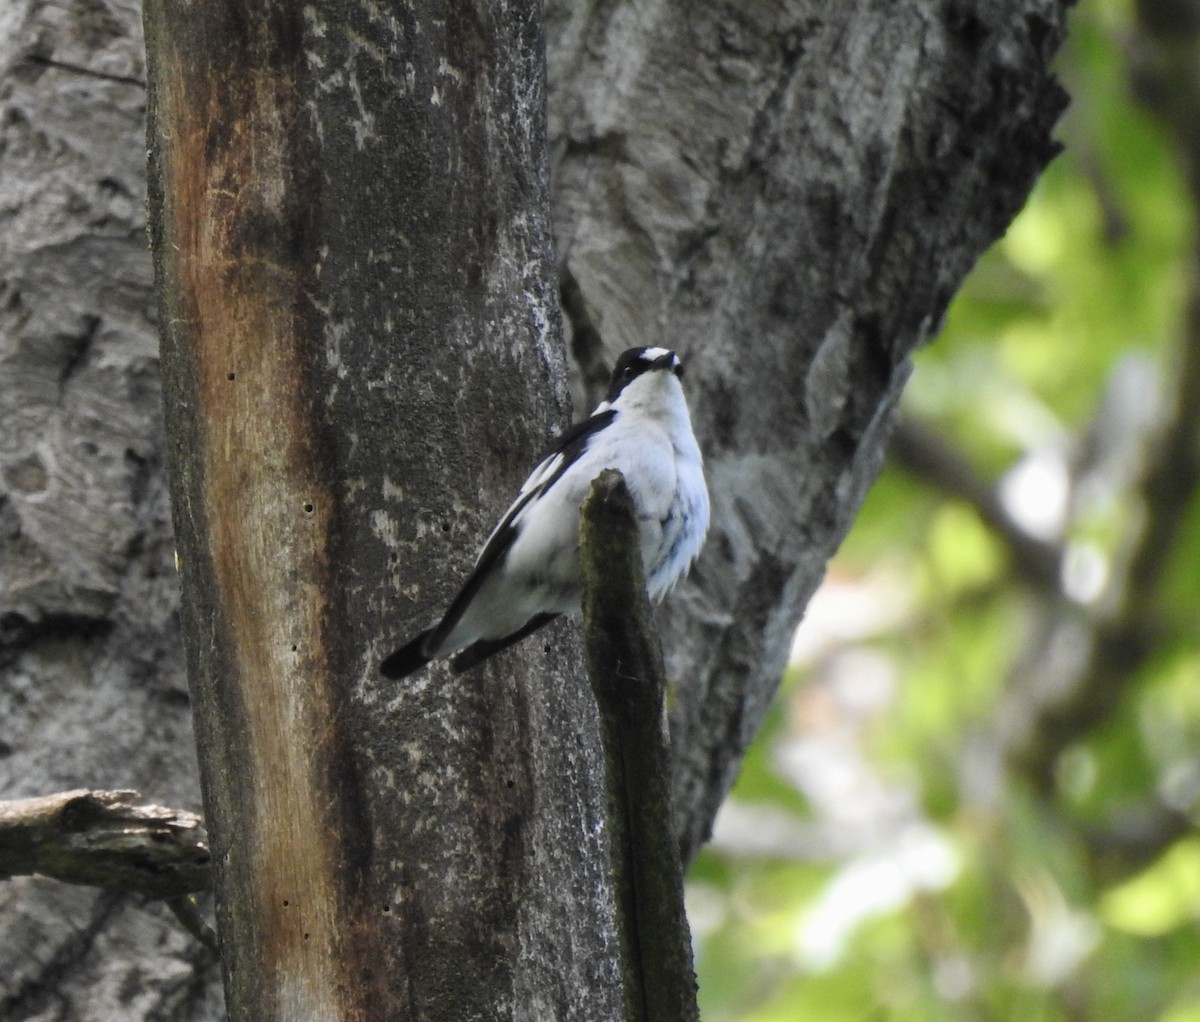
top-left (449, 614), bottom-right (560, 674)
top-left (379, 628), bottom-right (435, 679)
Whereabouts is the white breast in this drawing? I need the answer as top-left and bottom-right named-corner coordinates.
top-left (434, 369), bottom-right (708, 653)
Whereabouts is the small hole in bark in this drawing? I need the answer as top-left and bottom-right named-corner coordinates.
top-left (442, 522), bottom-right (451, 532)
top-left (282, 899), bottom-right (289, 907)
top-left (227, 372), bottom-right (235, 381)
top-left (303, 503), bottom-right (314, 514)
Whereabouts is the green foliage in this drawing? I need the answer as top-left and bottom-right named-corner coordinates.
top-left (689, 5), bottom-right (1200, 1019)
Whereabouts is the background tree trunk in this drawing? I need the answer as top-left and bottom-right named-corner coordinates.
top-left (0, 2), bottom-right (225, 1018)
top-left (0, 0), bottom-right (1069, 1018)
top-left (545, 0), bottom-right (1070, 860)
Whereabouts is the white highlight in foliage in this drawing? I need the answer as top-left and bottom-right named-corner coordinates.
top-left (1017, 871), bottom-right (1101, 987)
top-left (795, 824), bottom-right (959, 969)
top-left (1061, 541), bottom-right (1107, 603)
top-left (999, 446), bottom-right (1070, 540)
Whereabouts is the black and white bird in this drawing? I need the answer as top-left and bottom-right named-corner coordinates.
top-left (380, 346), bottom-right (709, 679)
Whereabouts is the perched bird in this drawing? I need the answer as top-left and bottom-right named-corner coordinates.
top-left (380, 346), bottom-right (709, 679)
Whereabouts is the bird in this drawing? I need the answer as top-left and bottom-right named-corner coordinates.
top-left (380, 346), bottom-right (709, 679)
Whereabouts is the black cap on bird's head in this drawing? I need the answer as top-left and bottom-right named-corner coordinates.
top-left (605, 347), bottom-right (683, 403)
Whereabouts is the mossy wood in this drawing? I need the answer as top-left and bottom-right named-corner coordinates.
top-left (580, 469), bottom-right (700, 1022)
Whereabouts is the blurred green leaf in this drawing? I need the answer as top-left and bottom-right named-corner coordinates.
top-left (1102, 838), bottom-right (1200, 936)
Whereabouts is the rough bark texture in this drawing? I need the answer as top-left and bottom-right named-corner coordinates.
top-left (0, 0), bottom-right (1071, 1017)
top-left (0, 790), bottom-right (208, 899)
top-left (0, 2), bottom-right (224, 1019)
top-left (580, 471), bottom-right (698, 1022)
top-left (545, 0), bottom-right (1072, 861)
top-left (144, 1), bottom-right (622, 1020)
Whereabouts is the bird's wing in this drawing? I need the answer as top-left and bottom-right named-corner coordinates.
top-left (449, 612), bottom-right (560, 674)
top-left (422, 408), bottom-right (618, 655)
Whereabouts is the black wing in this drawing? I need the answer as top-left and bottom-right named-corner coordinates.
top-left (423, 407), bottom-right (616, 653)
top-left (381, 408), bottom-right (617, 675)
top-left (449, 613), bottom-right (560, 674)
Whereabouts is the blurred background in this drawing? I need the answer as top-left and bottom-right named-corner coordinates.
top-left (687, 2), bottom-right (1200, 1018)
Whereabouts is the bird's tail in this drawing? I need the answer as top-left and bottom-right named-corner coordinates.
top-left (380, 628), bottom-right (435, 680)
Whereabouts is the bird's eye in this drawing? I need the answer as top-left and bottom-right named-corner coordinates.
top-left (623, 366), bottom-right (636, 380)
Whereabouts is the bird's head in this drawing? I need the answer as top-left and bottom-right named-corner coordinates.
top-left (603, 347), bottom-right (685, 411)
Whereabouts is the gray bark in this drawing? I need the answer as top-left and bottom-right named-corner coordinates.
top-left (0, 1), bottom-right (223, 1018)
top-left (545, 0), bottom-right (1070, 860)
top-left (144, 0), bottom-right (625, 1018)
top-left (0, 0), bottom-right (1070, 1017)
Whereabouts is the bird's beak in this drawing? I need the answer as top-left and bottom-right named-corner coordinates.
top-left (655, 351), bottom-right (683, 378)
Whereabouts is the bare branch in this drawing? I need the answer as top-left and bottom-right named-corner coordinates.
top-left (0, 790), bottom-right (210, 900)
top-left (580, 470), bottom-right (700, 1022)
top-left (890, 416), bottom-right (1066, 594)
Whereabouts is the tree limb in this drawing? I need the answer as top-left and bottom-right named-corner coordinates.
top-left (890, 416), bottom-right (1066, 595)
top-left (580, 470), bottom-right (699, 1022)
top-left (0, 790), bottom-right (210, 900)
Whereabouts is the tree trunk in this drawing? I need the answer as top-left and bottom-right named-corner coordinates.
top-left (545, 0), bottom-right (1071, 861)
top-left (143, 1), bottom-right (625, 1019)
top-left (0, 0), bottom-right (1071, 1017)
